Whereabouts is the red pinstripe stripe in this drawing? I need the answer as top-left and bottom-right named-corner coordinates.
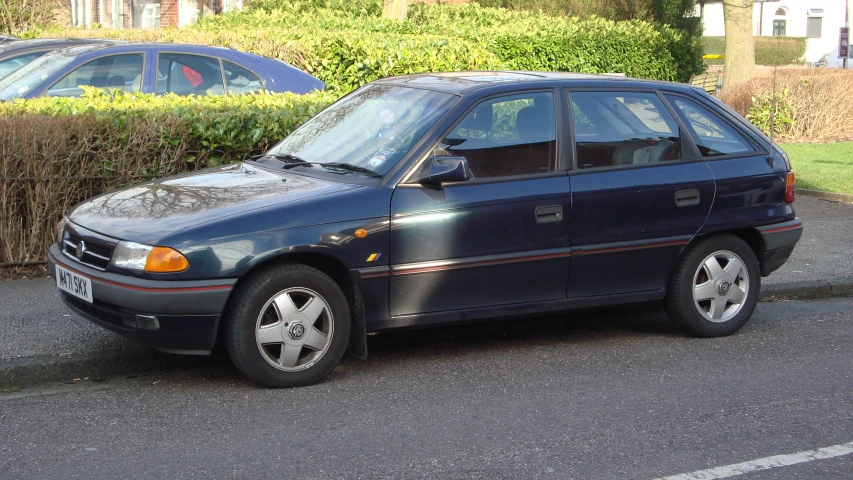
top-left (573, 240), bottom-right (688, 257)
top-left (391, 251), bottom-right (573, 276)
top-left (49, 252), bottom-right (232, 293)
top-left (761, 223), bottom-right (802, 235)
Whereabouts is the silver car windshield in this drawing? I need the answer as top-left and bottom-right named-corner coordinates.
top-left (0, 52), bottom-right (76, 100)
top-left (266, 84), bottom-right (458, 176)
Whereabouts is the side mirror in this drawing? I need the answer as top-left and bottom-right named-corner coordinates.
top-left (421, 155), bottom-right (471, 185)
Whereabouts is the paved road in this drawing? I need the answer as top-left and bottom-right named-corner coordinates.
top-left (2, 298), bottom-right (852, 480)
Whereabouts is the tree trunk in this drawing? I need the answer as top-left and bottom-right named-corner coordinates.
top-left (382, 0), bottom-right (407, 21)
top-left (722, 0), bottom-right (755, 90)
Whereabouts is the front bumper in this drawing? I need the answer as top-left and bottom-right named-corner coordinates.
top-left (757, 218), bottom-right (804, 277)
top-left (48, 245), bottom-right (237, 353)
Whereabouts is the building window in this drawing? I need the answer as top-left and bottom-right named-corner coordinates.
top-left (806, 17), bottom-right (822, 38)
top-left (773, 19), bottom-right (786, 36)
top-left (774, 7), bottom-right (787, 16)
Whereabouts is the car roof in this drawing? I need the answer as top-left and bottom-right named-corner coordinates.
top-left (374, 71), bottom-right (694, 94)
top-left (0, 38), bottom-right (114, 54)
top-left (53, 42), bottom-right (246, 56)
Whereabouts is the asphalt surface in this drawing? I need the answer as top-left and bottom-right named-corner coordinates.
top-left (1, 297), bottom-right (852, 480)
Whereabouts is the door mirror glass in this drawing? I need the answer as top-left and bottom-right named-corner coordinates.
top-left (422, 155), bottom-right (471, 184)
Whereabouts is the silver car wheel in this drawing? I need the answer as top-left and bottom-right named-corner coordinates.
top-left (692, 250), bottom-right (750, 323)
top-left (255, 287), bottom-right (334, 372)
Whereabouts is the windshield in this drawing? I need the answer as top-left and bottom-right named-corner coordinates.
top-left (0, 52), bottom-right (44, 81)
top-left (0, 52), bottom-right (76, 100)
top-left (266, 85), bottom-right (458, 176)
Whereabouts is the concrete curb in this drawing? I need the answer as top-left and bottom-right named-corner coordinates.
top-left (2, 278), bottom-right (852, 388)
top-left (760, 276), bottom-right (853, 300)
top-left (798, 189), bottom-right (853, 204)
top-left (0, 347), bottom-right (220, 388)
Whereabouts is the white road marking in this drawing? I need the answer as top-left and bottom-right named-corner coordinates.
top-left (653, 441), bottom-right (853, 480)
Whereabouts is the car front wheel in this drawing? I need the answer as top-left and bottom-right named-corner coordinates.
top-left (665, 235), bottom-right (760, 337)
top-left (225, 264), bottom-right (351, 388)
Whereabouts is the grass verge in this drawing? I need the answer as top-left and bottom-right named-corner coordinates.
top-left (781, 142), bottom-right (853, 195)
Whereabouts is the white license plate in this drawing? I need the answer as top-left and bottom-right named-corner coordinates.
top-left (56, 265), bottom-right (93, 303)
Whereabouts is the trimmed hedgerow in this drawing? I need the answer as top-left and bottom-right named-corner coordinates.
top-left (0, 89), bottom-right (334, 264)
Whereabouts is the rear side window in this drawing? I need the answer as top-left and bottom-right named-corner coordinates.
top-left (569, 91), bottom-right (682, 169)
top-left (223, 61), bottom-right (263, 94)
top-left (665, 95), bottom-right (754, 157)
top-left (156, 53), bottom-right (224, 95)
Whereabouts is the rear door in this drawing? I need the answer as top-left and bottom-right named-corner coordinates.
top-left (566, 89), bottom-right (715, 298)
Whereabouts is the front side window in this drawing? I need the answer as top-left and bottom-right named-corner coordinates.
top-left (156, 53), bottom-right (224, 95)
top-left (0, 52), bottom-right (43, 80)
top-left (48, 54), bottom-right (143, 97)
top-left (436, 92), bottom-right (556, 179)
top-left (665, 95), bottom-right (754, 157)
top-left (223, 61), bottom-right (263, 94)
top-left (570, 91), bottom-right (682, 169)
top-left (267, 85), bottom-right (458, 176)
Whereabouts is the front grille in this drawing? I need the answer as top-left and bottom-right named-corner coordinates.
top-left (62, 293), bottom-right (137, 329)
top-left (61, 230), bottom-right (115, 271)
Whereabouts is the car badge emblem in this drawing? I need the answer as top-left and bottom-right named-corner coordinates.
top-left (75, 241), bottom-right (86, 259)
top-left (289, 323), bottom-right (305, 340)
top-left (718, 281), bottom-right (730, 295)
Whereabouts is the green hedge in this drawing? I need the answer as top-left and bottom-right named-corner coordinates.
top-left (41, 2), bottom-right (699, 88)
top-left (0, 89), bottom-right (335, 264)
top-left (702, 36), bottom-right (808, 65)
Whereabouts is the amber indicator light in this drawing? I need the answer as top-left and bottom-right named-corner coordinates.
top-left (355, 229), bottom-right (368, 238)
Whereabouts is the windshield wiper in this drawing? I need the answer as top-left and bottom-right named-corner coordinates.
top-left (271, 153), bottom-right (311, 165)
top-left (263, 153), bottom-right (381, 178)
top-left (321, 163), bottom-right (382, 178)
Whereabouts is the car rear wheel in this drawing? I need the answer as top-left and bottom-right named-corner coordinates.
top-left (665, 235), bottom-right (760, 337)
top-left (225, 264), bottom-right (350, 388)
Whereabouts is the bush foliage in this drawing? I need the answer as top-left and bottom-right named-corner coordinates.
top-left (702, 36), bottom-right (808, 66)
top-left (719, 68), bottom-right (853, 143)
top-left (42, 2), bottom-right (701, 87)
top-left (0, 90), bottom-right (334, 264)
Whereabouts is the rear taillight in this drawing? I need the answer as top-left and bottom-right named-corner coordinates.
top-left (785, 171), bottom-right (796, 203)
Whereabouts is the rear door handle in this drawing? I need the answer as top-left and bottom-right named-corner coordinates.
top-left (535, 205), bottom-right (563, 223)
top-left (675, 189), bottom-right (700, 207)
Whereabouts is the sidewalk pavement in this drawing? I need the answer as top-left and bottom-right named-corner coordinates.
top-left (1, 196), bottom-right (851, 387)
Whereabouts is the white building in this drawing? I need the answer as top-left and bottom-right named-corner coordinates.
top-left (696, 0), bottom-right (849, 63)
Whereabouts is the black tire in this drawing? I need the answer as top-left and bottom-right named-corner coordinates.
top-left (225, 264), bottom-right (351, 388)
top-left (665, 234), bottom-right (760, 337)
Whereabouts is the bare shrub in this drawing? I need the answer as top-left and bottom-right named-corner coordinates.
top-left (0, 116), bottom-right (193, 264)
top-left (720, 68), bottom-right (853, 142)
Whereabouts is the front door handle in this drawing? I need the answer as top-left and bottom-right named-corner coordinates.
top-left (675, 189), bottom-right (701, 207)
top-left (535, 205), bottom-right (563, 223)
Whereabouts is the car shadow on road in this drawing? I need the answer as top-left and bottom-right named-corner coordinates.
top-left (144, 302), bottom-right (684, 388)
top-left (360, 302), bottom-right (678, 359)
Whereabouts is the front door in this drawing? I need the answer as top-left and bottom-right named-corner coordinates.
top-left (566, 90), bottom-right (715, 297)
top-left (389, 91), bottom-right (572, 317)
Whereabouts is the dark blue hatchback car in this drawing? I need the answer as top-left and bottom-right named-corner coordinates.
top-left (49, 72), bottom-right (803, 387)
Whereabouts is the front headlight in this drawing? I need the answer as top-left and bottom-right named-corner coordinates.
top-left (110, 241), bottom-right (189, 273)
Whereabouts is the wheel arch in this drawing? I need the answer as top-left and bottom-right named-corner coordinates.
top-left (219, 251), bottom-right (367, 359)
